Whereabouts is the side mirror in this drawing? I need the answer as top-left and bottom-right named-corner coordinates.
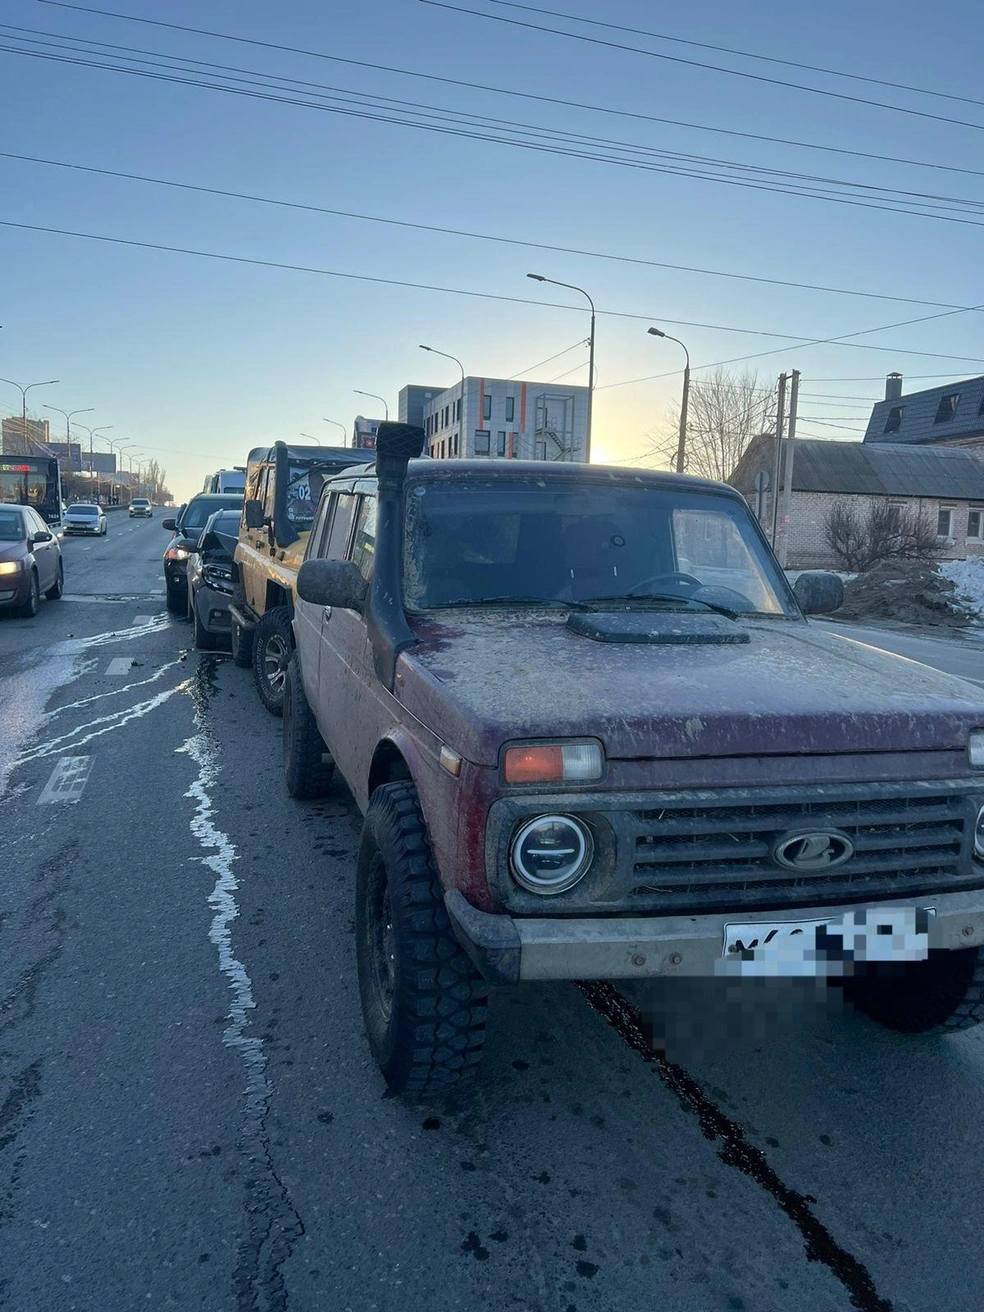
top-left (244, 499), bottom-right (266, 530)
top-left (297, 559), bottom-right (368, 611)
top-left (161, 518), bottom-right (177, 531)
top-left (31, 531), bottom-right (53, 544)
top-left (794, 571), bottom-right (844, 616)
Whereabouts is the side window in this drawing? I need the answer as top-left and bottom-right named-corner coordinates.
top-left (324, 493), bottom-right (358, 560)
top-left (307, 493), bottom-right (336, 560)
top-left (350, 496), bottom-right (377, 580)
top-left (26, 509), bottom-right (44, 536)
top-left (261, 465), bottom-right (276, 520)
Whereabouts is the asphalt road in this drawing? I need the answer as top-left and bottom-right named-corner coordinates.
top-left (2, 527), bottom-right (984, 1312)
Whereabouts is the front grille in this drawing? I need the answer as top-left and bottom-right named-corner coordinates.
top-left (625, 784), bottom-right (979, 914)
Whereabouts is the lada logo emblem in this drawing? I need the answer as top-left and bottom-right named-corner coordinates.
top-left (772, 830), bottom-right (854, 871)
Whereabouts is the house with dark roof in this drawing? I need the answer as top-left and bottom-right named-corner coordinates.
top-left (864, 372), bottom-right (984, 448)
top-left (730, 436), bottom-right (984, 569)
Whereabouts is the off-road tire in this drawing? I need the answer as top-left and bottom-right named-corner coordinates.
top-left (252, 605), bottom-right (292, 716)
top-left (282, 654), bottom-right (334, 798)
top-left (356, 781), bottom-right (488, 1099)
top-left (192, 593), bottom-right (219, 650)
top-left (19, 570), bottom-right (40, 618)
top-left (45, 560), bottom-right (64, 601)
top-left (852, 946), bottom-right (984, 1033)
top-left (165, 580), bottom-right (186, 614)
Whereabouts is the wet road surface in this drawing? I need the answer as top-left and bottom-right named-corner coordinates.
top-left (1, 521), bottom-right (983, 1312)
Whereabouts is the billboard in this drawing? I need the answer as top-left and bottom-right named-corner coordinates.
top-left (82, 451), bottom-right (117, 474)
top-left (47, 441), bottom-right (83, 471)
top-left (353, 415), bottom-right (381, 449)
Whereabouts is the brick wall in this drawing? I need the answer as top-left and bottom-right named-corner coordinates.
top-left (780, 491), bottom-right (984, 568)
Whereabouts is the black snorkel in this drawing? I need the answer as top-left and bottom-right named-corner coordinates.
top-left (367, 422), bottom-right (426, 690)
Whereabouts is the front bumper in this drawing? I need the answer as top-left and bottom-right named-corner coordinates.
top-left (194, 585), bottom-right (232, 634)
top-left (64, 524), bottom-right (100, 534)
top-left (445, 887), bottom-right (984, 984)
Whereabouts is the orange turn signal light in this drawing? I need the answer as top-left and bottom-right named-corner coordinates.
top-left (503, 742), bottom-right (604, 785)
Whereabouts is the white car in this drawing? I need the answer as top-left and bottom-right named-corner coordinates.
top-left (63, 503), bottom-right (108, 536)
top-left (129, 498), bottom-right (153, 518)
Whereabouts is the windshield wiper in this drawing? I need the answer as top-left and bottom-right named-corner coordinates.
top-left (577, 593), bottom-right (743, 620)
top-left (425, 595), bottom-right (592, 611)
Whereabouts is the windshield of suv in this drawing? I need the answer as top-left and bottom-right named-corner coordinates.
top-left (180, 495), bottom-right (242, 533)
top-left (404, 479), bottom-right (796, 616)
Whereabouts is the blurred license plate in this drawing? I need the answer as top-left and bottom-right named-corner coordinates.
top-left (720, 907), bottom-right (935, 976)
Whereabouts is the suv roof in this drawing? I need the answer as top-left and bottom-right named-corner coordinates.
top-left (246, 442), bottom-right (376, 467)
top-left (328, 458), bottom-right (743, 501)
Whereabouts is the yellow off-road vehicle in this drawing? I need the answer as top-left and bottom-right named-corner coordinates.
top-left (230, 440), bottom-right (374, 713)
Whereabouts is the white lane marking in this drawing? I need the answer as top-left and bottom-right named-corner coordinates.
top-left (16, 679), bottom-right (191, 764)
top-left (50, 615), bottom-right (169, 655)
top-left (46, 660), bottom-right (184, 719)
top-left (105, 658), bottom-right (135, 675)
top-left (133, 614), bottom-right (157, 625)
top-left (37, 755), bottom-right (93, 804)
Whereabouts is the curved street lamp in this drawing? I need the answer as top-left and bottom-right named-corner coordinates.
top-left (526, 275), bottom-right (595, 461)
top-left (0, 377), bottom-right (60, 447)
top-left (647, 328), bottom-right (691, 474)
top-left (353, 389), bottom-right (388, 421)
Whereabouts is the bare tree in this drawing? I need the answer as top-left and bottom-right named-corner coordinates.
top-left (647, 366), bottom-right (774, 481)
top-left (824, 501), bottom-right (939, 572)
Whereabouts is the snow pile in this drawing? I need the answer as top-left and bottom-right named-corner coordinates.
top-left (939, 557), bottom-right (984, 623)
top-left (837, 560), bottom-right (975, 627)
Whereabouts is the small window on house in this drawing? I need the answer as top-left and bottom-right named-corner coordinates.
top-left (452, 432), bottom-right (459, 456)
top-left (886, 502), bottom-right (903, 532)
top-left (483, 395), bottom-right (492, 421)
top-left (938, 507), bottom-right (954, 538)
top-left (883, 406), bottom-right (904, 434)
top-left (496, 431), bottom-right (506, 456)
top-left (935, 394), bottom-right (960, 423)
top-left (967, 508), bottom-right (983, 540)
top-left (455, 398), bottom-right (461, 422)
top-left (474, 429), bottom-right (491, 455)
top-left (505, 396), bottom-right (515, 422)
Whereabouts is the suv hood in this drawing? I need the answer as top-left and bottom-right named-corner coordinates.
top-left (399, 611), bottom-right (984, 766)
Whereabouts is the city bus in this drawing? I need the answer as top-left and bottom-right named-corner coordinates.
top-left (0, 455), bottom-right (64, 530)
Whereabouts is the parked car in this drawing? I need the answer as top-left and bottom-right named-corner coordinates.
top-left (129, 498), bottom-right (153, 518)
top-left (229, 440), bottom-right (374, 714)
top-left (161, 493), bottom-right (242, 614)
top-left (0, 505), bottom-right (64, 617)
top-left (187, 509), bottom-right (239, 649)
top-left (63, 502), bottom-right (107, 536)
top-left (285, 423), bottom-right (984, 1100)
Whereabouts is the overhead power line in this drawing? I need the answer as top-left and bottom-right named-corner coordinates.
top-left (28, 2), bottom-right (984, 185)
top-left (3, 216), bottom-right (984, 374)
top-left (488, 1), bottom-right (984, 113)
top-left (5, 31), bottom-right (984, 233)
top-left (5, 147), bottom-right (983, 315)
top-left (423, 1), bottom-right (984, 135)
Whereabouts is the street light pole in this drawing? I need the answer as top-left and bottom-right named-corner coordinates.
top-left (43, 405), bottom-right (95, 462)
top-left (74, 424), bottom-right (114, 493)
top-left (647, 328), bottom-right (691, 474)
top-left (353, 390), bottom-right (389, 421)
top-left (0, 377), bottom-right (60, 449)
top-left (322, 418), bottom-right (348, 443)
top-left (526, 274), bottom-right (595, 462)
top-left (419, 346), bottom-right (465, 456)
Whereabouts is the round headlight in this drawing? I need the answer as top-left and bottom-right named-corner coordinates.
top-left (510, 814), bottom-right (593, 895)
top-left (975, 805), bottom-right (984, 861)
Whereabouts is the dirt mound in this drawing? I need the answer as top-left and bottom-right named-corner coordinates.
top-left (837, 560), bottom-right (974, 627)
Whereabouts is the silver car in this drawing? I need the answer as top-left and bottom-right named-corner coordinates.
top-left (63, 503), bottom-right (107, 536)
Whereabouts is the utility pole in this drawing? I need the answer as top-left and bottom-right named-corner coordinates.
top-left (777, 369), bottom-right (801, 567)
top-left (770, 374), bottom-right (787, 549)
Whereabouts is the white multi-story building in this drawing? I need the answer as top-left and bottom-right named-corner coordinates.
top-left (403, 377), bottom-right (589, 461)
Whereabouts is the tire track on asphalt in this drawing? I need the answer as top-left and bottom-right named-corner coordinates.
top-left (578, 981), bottom-right (893, 1312)
top-left (179, 656), bottom-right (304, 1312)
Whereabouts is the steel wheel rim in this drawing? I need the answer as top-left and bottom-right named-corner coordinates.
top-left (262, 633), bottom-right (289, 692)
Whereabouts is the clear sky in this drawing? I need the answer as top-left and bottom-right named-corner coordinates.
top-left (2, 0), bottom-right (983, 499)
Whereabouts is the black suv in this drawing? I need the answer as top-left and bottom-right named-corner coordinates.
top-left (161, 493), bottom-right (243, 614)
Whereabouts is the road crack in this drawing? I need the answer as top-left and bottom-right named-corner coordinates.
top-left (577, 980), bottom-right (893, 1312)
